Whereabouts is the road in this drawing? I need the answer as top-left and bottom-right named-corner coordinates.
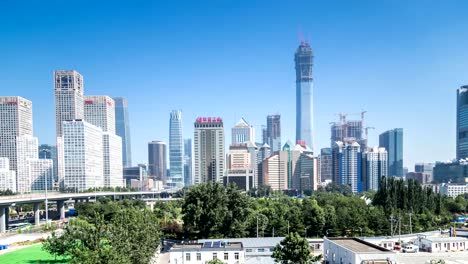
top-left (396, 251), bottom-right (468, 264)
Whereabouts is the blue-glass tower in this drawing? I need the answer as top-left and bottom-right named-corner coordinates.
top-left (295, 41), bottom-right (314, 151)
top-left (169, 110), bottom-right (184, 188)
top-left (379, 128), bottom-right (403, 177)
top-left (113, 97), bottom-right (132, 167)
top-left (457, 85), bottom-right (468, 160)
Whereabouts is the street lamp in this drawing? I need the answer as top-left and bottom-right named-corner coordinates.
top-left (41, 149), bottom-right (50, 226)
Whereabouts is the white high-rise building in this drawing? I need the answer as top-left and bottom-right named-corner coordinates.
top-left (16, 135), bottom-right (39, 193)
top-left (54, 70), bottom-right (84, 137)
top-left (193, 117), bottom-right (225, 184)
top-left (84, 96), bottom-right (115, 134)
top-left (84, 95), bottom-right (123, 188)
top-left (29, 159), bottom-right (54, 191)
top-left (0, 96), bottom-right (33, 173)
top-left (363, 147), bottom-right (388, 191)
top-left (63, 120), bottom-right (104, 192)
top-left (0, 158), bottom-right (16, 192)
top-left (333, 139), bottom-right (362, 193)
top-left (231, 118), bottom-right (255, 145)
top-left (103, 133), bottom-right (123, 187)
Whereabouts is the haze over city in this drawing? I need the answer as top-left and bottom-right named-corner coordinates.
top-left (1, 0), bottom-right (468, 168)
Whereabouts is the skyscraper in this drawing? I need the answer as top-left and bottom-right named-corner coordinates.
top-left (0, 96), bottom-right (33, 173)
top-left (103, 132), bottom-right (123, 188)
top-left (415, 163), bottom-right (434, 183)
top-left (332, 139), bottom-right (362, 193)
top-left (28, 159), bottom-right (54, 191)
top-left (319, 148), bottom-right (332, 182)
top-left (54, 70), bottom-right (84, 137)
top-left (193, 117), bottom-right (225, 184)
top-left (457, 85), bottom-right (468, 160)
top-left (114, 97), bottom-right (132, 167)
top-left (16, 135), bottom-right (39, 193)
top-left (267, 115), bottom-right (281, 153)
top-left (379, 128), bottom-right (403, 177)
top-left (184, 139), bottom-right (192, 186)
top-left (224, 143), bottom-right (257, 191)
top-left (84, 96), bottom-right (115, 134)
top-left (0, 158), bottom-right (16, 192)
top-left (295, 41), bottom-right (314, 150)
top-left (169, 110), bottom-right (184, 188)
top-left (148, 141), bottom-right (167, 181)
top-left (63, 120), bottom-right (104, 192)
top-left (231, 118), bottom-right (255, 145)
top-left (39, 144), bottom-right (58, 182)
top-left (84, 95), bottom-right (123, 188)
top-left (362, 147), bottom-right (388, 191)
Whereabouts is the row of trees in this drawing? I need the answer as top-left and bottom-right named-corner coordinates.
top-left (180, 180), bottom-right (460, 240)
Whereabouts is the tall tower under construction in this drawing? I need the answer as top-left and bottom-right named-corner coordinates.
top-left (295, 41), bottom-right (314, 151)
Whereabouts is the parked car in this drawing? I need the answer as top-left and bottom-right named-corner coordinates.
top-left (402, 245), bottom-right (419, 253)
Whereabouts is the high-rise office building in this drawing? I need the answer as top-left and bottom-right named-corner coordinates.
top-left (319, 148), bottom-right (332, 182)
top-left (256, 143), bottom-right (270, 186)
top-left (84, 96), bottom-right (115, 134)
top-left (169, 110), bottom-right (184, 188)
top-left (457, 85), bottom-right (468, 160)
top-left (224, 143), bottom-right (257, 191)
top-left (193, 117), bottom-right (225, 184)
top-left (54, 70), bottom-right (84, 137)
top-left (184, 139), bottom-right (192, 186)
top-left (103, 133), bottom-right (123, 188)
top-left (379, 128), bottom-right (403, 177)
top-left (39, 144), bottom-right (58, 182)
top-left (0, 96), bottom-right (33, 173)
top-left (362, 147), bottom-right (388, 191)
top-left (267, 115), bottom-right (281, 153)
top-left (231, 118), bottom-right (255, 145)
top-left (0, 158), bottom-right (16, 192)
top-left (330, 120), bottom-right (364, 148)
top-left (16, 135), bottom-right (39, 193)
top-left (29, 159), bottom-right (54, 191)
top-left (295, 41), bottom-right (314, 150)
top-left (63, 120), bottom-right (104, 192)
top-left (114, 97), bottom-right (132, 167)
top-left (148, 141), bottom-right (167, 181)
top-left (84, 95), bottom-right (122, 187)
top-left (332, 139), bottom-right (362, 193)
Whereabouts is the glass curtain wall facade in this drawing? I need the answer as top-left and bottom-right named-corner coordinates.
top-left (169, 110), bottom-right (184, 188)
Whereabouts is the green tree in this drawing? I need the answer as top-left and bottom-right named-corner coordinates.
top-left (207, 259), bottom-right (225, 264)
top-left (42, 231), bottom-right (71, 261)
top-left (302, 198), bottom-right (325, 237)
top-left (272, 232), bottom-right (312, 264)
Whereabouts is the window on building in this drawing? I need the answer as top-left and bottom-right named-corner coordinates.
top-left (185, 253), bottom-right (190, 261)
top-left (213, 253), bottom-right (217, 259)
top-left (258, 248), bottom-right (265, 252)
top-left (196, 253), bottom-right (201, 260)
top-left (246, 249), bottom-right (253, 252)
top-left (235, 252), bottom-right (239, 260)
top-left (224, 253), bottom-right (228, 260)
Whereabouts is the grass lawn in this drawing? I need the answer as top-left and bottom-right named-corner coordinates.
top-left (0, 244), bottom-right (69, 264)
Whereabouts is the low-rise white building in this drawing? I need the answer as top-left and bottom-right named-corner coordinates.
top-left (324, 237), bottom-right (396, 264)
top-left (439, 183), bottom-right (467, 198)
top-left (418, 237), bottom-right (468, 253)
top-left (169, 241), bottom-right (244, 264)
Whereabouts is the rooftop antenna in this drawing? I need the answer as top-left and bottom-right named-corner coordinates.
top-left (298, 26), bottom-right (304, 44)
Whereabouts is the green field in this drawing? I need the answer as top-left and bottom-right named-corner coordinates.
top-left (0, 244), bottom-right (69, 264)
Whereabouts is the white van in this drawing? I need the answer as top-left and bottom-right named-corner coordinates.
top-left (402, 245), bottom-right (418, 253)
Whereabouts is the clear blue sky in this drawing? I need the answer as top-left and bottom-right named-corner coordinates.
top-left (1, 0), bottom-right (467, 169)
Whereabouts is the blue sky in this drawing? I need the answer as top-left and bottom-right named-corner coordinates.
top-left (1, 0), bottom-right (467, 169)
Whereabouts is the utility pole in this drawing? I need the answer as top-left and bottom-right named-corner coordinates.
top-left (409, 212), bottom-right (413, 234)
top-left (390, 214), bottom-right (394, 237)
top-left (256, 216), bottom-right (259, 238)
top-left (399, 213), bottom-right (401, 242)
top-left (41, 149), bottom-right (50, 226)
top-left (287, 221), bottom-right (290, 234)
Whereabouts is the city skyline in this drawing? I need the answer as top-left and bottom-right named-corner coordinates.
top-left (1, 1), bottom-right (467, 168)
